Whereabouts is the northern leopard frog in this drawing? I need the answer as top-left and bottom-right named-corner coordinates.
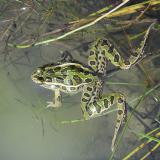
top-left (31, 23), bottom-right (155, 151)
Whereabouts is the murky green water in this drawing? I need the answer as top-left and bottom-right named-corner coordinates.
top-left (0, 1), bottom-right (160, 160)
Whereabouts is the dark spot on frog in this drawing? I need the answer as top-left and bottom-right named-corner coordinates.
top-left (87, 87), bottom-right (92, 91)
top-left (73, 75), bottom-right (82, 84)
top-left (77, 67), bottom-right (84, 73)
top-left (57, 95), bottom-right (61, 102)
top-left (118, 110), bottom-right (123, 115)
top-left (85, 78), bottom-right (92, 83)
top-left (89, 61), bottom-right (96, 65)
top-left (117, 119), bottom-right (121, 123)
top-left (118, 98), bottom-right (124, 103)
top-left (77, 86), bottom-right (81, 90)
top-left (54, 66), bottom-right (61, 72)
top-left (84, 93), bottom-right (90, 97)
top-left (104, 99), bottom-right (109, 108)
top-left (37, 77), bottom-right (44, 82)
top-left (114, 54), bottom-right (119, 62)
top-left (82, 98), bottom-right (88, 102)
top-left (69, 65), bottom-right (77, 70)
top-left (98, 56), bottom-right (102, 60)
top-left (110, 96), bottom-right (114, 104)
top-left (101, 61), bottom-right (106, 66)
top-left (90, 50), bottom-right (95, 55)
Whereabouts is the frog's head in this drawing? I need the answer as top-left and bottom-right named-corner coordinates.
top-left (31, 63), bottom-right (63, 85)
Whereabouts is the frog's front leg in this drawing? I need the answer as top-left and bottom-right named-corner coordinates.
top-left (46, 89), bottom-right (62, 108)
top-left (81, 91), bottom-right (126, 151)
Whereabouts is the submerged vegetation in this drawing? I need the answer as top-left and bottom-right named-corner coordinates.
top-left (0, 0), bottom-right (160, 160)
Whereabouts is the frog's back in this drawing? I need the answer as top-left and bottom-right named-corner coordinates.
top-left (32, 62), bottom-right (98, 93)
top-left (45, 63), bottom-right (97, 82)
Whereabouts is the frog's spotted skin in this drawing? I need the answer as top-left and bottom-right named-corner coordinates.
top-left (31, 23), bottom-right (155, 151)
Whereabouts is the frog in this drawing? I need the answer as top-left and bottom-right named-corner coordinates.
top-left (31, 22), bottom-right (155, 151)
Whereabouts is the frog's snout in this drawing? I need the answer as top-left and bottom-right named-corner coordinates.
top-left (31, 70), bottom-right (44, 84)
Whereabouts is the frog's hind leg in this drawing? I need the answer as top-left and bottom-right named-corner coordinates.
top-left (102, 93), bottom-right (127, 151)
top-left (46, 89), bottom-right (62, 108)
top-left (83, 92), bottom-right (126, 151)
top-left (100, 22), bottom-right (155, 69)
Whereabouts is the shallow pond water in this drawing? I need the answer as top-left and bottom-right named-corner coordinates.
top-left (0, 1), bottom-right (160, 160)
